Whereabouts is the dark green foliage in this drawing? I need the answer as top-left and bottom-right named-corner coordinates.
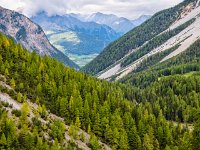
top-left (51, 48), bottom-right (80, 69)
top-left (31, 117), bottom-right (42, 127)
top-left (133, 44), bottom-right (180, 73)
top-left (0, 107), bottom-right (70, 150)
top-left (89, 134), bottom-right (100, 150)
top-left (82, 0), bottom-right (195, 75)
top-left (192, 112), bottom-right (200, 150)
top-left (1, 101), bottom-right (9, 107)
top-left (121, 19), bottom-right (195, 67)
top-left (0, 32), bottom-right (199, 149)
top-left (121, 39), bottom-right (200, 88)
top-left (11, 109), bottom-right (21, 117)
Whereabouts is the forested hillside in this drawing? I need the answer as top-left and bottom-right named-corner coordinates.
top-left (120, 39), bottom-right (200, 88)
top-left (82, 0), bottom-right (195, 75)
top-left (121, 18), bottom-right (195, 67)
top-left (0, 6), bottom-right (79, 69)
top-left (0, 32), bottom-right (200, 150)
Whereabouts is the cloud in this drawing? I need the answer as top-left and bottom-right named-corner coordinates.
top-left (0, 0), bottom-right (183, 19)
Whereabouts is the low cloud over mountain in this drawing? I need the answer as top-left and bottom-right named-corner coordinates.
top-left (0, 0), bottom-right (182, 19)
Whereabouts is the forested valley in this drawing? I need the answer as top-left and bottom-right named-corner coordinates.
top-left (0, 31), bottom-right (200, 150)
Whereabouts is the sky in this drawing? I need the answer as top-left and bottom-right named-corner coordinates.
top-left (0, 0), bottom-right (183, 19)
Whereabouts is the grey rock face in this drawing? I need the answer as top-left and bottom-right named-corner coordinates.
top-left (0, 6), bottom-right (78, 68)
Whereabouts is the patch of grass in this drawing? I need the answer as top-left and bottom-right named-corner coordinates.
top-left (67, 53), bottom-right (98, 67)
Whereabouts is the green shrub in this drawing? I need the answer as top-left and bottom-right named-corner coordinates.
top-left (11, 109), bottom-right (22, 117)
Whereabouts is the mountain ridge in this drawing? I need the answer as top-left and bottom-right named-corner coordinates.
top-left (98, 0), bottom-right (200, 80)
top-left (82, 0), bottom-right (198, 77)
top-left (31, 11), bottom-right (121, 66)
top-left (71, 12), bottom-right (151, 34)
top-left (0, 6), bottom-right (79, 68)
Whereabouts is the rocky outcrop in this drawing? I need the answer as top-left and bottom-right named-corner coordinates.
top-left (0, 6), bottom-right (78, 68)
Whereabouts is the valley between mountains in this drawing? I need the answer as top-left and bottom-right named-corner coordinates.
top-left (96, 0), bottom-right (200, 80)
top-left (31, 12), bottom-right (150, 67)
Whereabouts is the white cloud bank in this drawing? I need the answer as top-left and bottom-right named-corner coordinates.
top-left (0, 0), bottom-right (183, 19)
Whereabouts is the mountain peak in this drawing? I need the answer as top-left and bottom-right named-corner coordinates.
top-left (94, 12), bottom-right (117, 17)
top-left (76, 12), bottom-right (133, 33)
top-left (94, 12), bottom-right (104, 15)
top-left (0, 6), bottom-right (78, 68)
top-left (82, 0), bottom-right (195, 76)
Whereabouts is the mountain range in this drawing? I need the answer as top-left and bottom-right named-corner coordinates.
top-left (0, 6), bottom-right (150, 68)
top-left (31, 12), bottom-right (122, 67)
top-left (0, 6), bottom-right (78, 69)
top-left (31, 12), bottom-right (150, 67)
top-left (70, 12), bottom-right (151, 34)
top-left (82, 0), bottom-right (200, 80)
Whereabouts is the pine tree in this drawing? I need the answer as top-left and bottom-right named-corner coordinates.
top-left (119, 130), bottom-right (129, 150)
top-left (88, 124), bottom-right (91, 134)
top-left (24, 133), bottom-right (34, 149)
top-left (6, 134), bottom-right (13, 148)
top-left (80, 133), bottom-right (85, 142)
top-left (0, 133), bottom-right (7, 147)
top-left (10, 78), bottom-right (16, 89)
top-left (59, 97), bottom-right (68, 118)
top-left (143, 134), bottom-right (154, 150)
top-left (164, 145), bottom-right (171, 150)
top-left (17, 92), bottom-right (23, 103)
top-left (192, 118), bottom-right (200, 150)
top-left (105, 125), bottom-right (113, 144)
top-left (76, 96), bottom-right (83, 121)
top-left (83, 99), bottom-right (90, 129)
top-left (51, 138), bottom-right (59, 150)
top-left (4, 68), bottom-right (9, 77)
top-left (75, 116), bottom-right (81, 128)
top-left (129, 125), bottom-right (141, 150)
top-left (21, 102), bottom-right (31, 115)
top-left (69, 96), bottom-right (75, 116)
top-left (69, 124), bottom-right (78, 139)
top-left (36, 138), bottom-right (43, 149)
top-left (36, 83), bottom-right (42, 94)
top-left (19, 83), bottom-right (24, 90)
top-left (89, 134), bottom-right (100, 150)
top-left (1, 64), bottom-right (5, 73)
top-left (93, 113), bottom-right (101, 136)
top-left (112, 128), bottom-right (119, 148)
top-left (154, 139), bottom-right (160, 150)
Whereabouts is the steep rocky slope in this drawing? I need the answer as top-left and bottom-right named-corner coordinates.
top-left (98, 0), bottom-right (200, 80)
top-left (82, 0), bottom-right (200, 80)
top-left (0, 6), bottom-right (78, 68)
top-left (0, 74), bottom-right (111, 150)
